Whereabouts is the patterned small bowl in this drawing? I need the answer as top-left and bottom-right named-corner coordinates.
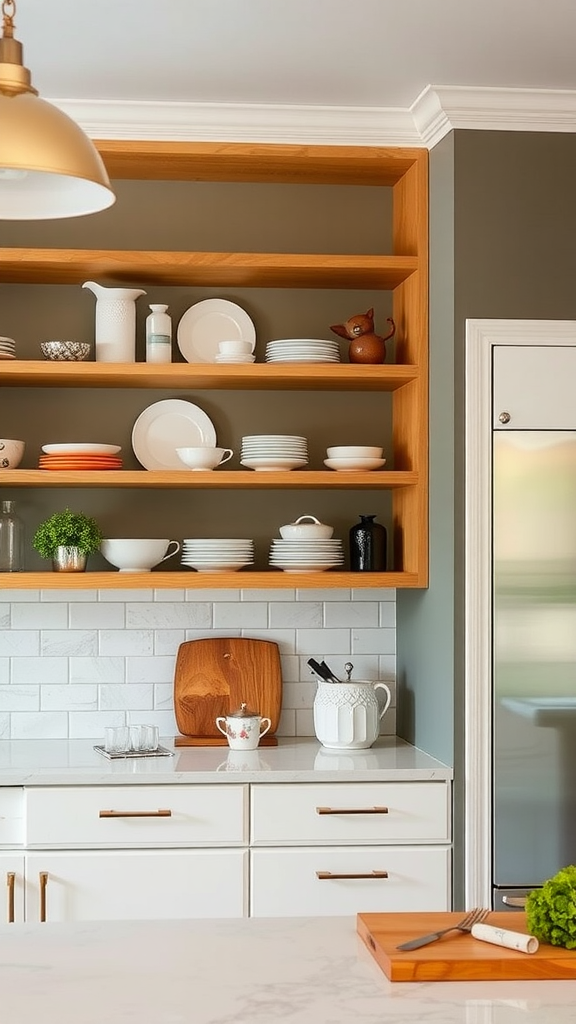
top-left (40, 340), bottom-right (91, 361)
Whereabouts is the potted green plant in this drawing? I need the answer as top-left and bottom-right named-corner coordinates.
top-left (32, 508), bottom-right (103, 572)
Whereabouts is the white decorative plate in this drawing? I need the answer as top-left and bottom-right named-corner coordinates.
top-left (131, 399), bottom-right (217, 470)
top-left (42, 443), bottom-right (122, 455)
top-left (177, 298), bottom-right (256, 363)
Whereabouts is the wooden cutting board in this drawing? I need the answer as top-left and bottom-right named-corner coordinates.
top-left (357, 911), bottom-right (576, 981)
top-left (173, 637), bottom-right (282, 745)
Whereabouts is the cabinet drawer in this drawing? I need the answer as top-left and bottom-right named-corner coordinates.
top-left (251, 782), bottom-right (450, 844)
top-left (251, 846), bottom-right (451, 917)
top-left (25, 785), bottom-right (247, 848)
top-left (0, 787), bottom-right (24, 846)
top-left (25, 849), bottom-right (248, 921)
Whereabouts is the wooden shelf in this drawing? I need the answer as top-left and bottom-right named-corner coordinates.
top-left (0, 470), bottom-right (417, 489)
top-left (1, 570), bottom-right (420, 590)
top-left (0, 140), bottom-right (429, 590)
top-left (0, 250), bottom-right (417, 289)
top-left (0, 361), bottom-right (419, 391)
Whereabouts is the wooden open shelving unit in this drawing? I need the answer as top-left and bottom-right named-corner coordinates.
top-left (0, 141), bottom-right (428, 591)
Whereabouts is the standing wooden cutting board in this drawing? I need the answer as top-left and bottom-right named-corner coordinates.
top-left (173, 637), bottom-right (282, 745)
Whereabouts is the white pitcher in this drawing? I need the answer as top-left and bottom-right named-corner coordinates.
top-left (83, 281), bottom-right (146, 363)
top-left (313, 679), bottom-right (391, 750)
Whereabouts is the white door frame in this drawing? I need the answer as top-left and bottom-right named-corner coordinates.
top-left (464, 318), bottom-right (576, 908)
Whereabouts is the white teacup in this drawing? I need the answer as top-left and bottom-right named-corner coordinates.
top-left (218, 339), bottom-right (253, 355)
top-left (100, 538), bottom-right (180, 572)
top-left (0, 439), bottom-right (25, 469)
top-left (176, 446), bottom-right (233, 471)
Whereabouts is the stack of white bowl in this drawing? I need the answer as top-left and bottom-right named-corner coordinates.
top-left (269, 538), bottom-right (344, 573)
top-left (0, 336), bottom-right (16, 360)
top-left (269, 514), bottom-right (343, 572)
top-left (181, 539), bottom-right (254, 573)
top-left (240, 435), bottom-right (309, 471)
top-left (324, 445), bottom-right (386, 472)
top-left (265, 339), bottom-right (341, 363)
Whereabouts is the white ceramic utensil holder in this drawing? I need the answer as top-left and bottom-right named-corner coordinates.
top-left (83, 281), bottom-right (146, 363)
top-left (313, 678), bottom-right (391, 749)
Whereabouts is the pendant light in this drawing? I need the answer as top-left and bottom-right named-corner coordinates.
top-left (0, 0), bottom-right (115, 219)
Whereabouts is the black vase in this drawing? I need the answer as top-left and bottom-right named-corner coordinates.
top-left (349, 515), bottom-right (387, 572)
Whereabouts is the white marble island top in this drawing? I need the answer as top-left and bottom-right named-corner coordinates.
top-left (1, 915), bottom-right (574, 1024)
top-left (0, 736), bottom-right (452, 786)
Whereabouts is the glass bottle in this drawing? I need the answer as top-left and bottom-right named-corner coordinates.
top-left (0, 499), bottom-right (24, 571)
top-left (145, 303), bottom-right (172, 364)
top-left (349, 514), bottom-right (387, 572)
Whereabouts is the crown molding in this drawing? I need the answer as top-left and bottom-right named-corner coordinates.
top-left (53, 87), bottom-right (576, 149)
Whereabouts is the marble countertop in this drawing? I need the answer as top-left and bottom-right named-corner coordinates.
top-left (0, 736), bottom-right (452, 786)
top-left (1, 915), bottom-right (574, 1024)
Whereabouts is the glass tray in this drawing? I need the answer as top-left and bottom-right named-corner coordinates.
top-left (93, 744), bottom-right (174, 760)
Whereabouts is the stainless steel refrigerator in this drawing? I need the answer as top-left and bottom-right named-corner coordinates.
top-left (492, 345), bottom-right (576, 910)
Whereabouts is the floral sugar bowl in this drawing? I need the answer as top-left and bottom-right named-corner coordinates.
top-left (215, 702), bottom-right (272, 750)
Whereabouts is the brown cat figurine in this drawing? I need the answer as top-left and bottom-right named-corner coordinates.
top-left (330, 309), bottom-right (395, 364)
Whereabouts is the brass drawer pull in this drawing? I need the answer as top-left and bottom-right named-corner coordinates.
top-left (316, 870), bottom-right (389, 880)
top-left (6, 872), bottom-right (15, 924)
top-left (39, 871), bottom-right (48, 922)
top-left (99, 809), bottom-right (172, 818)
top-left (316, 806), bottom-right (389, 815)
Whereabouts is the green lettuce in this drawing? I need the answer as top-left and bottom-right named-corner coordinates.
top-left (526, 865), bottom-right (576, 949)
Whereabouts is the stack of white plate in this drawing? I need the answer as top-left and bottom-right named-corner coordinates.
top-left (269, 538), bottom-right (344, 573)
top-left (0, 337), bottom-right (16, 360)
top-left (181, 539), bottom-right (254, 573)
top-left (240, 434), bottom-right (309, 472)
top-left (265, 339), bottom-right (341, 363)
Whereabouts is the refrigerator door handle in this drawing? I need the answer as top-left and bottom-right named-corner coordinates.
top-left (502, 895), bottom-right (527, 908)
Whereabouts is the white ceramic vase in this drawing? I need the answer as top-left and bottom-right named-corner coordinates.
top-left (313, 679), bottom-right (391, 749)
top-left (83, 281), bottom-right (146, 363)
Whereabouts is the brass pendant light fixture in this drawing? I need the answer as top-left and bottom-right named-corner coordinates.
top-left (0, 0), bottom-right (115, 219)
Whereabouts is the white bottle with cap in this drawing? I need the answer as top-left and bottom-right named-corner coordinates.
top-left (146, 303), bottom-right (172, 364)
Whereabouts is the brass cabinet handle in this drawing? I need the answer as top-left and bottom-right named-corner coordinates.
top-left (6, 872), bottom-right (15, 924)
top-left (502, 895), bottom-right (527, 908)
top-left (316, 870), bottom-right (389, 880)
top-left (316, 806), bottom-right (389, 815)
top-left (99, 809), bottom-right (172, 818)
top-left (39, 872), bottom-right (48, 922)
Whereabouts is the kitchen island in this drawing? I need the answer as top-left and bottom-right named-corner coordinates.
top-left (1, 915), bottom-right (574, 1024)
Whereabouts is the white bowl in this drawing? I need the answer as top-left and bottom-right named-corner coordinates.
top-left (218, 339), bottom-right (254, 355)
top-left (101, 538), bottom-right (180, 572)
top-left (324, 457), bottom-right (386, 472)
top-left (0, 438), bottom-right (25, 468)
top-left (326, 445), bottom-right (384, 459)
top-left (279, 515), bottom-right (334, 540)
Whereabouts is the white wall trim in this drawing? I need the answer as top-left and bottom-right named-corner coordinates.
top-left (464, 318), bottom-right (576, 909)
top-left (51, 86), bottom-right (576, 147)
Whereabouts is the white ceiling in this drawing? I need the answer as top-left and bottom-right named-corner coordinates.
top-left (11, 0), bottom-right (576, 144)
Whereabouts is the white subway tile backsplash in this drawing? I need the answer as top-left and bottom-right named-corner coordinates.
top-left (323, 602), bottom-right (379, 628)
top-left (70, 603), bottom-right (126, 629)
top-left (99, 629), bottom-right (153, 656)
top-left (16, 603), bottom-right (70, 629)
top-left (12, 656), bottom-right (68, 684)
top-left (0, 589), bottom-right (396, 740)
top-left (41, 630), bottom-right (97, 657)
top-left (41, 685), bottom-right (97, 712)
top-left (269, 602), bottom-right (322, 629)
top-left (0, 630), bottom-right (40, 656)
top-left (126, 602), bottom-right (211, 629)
top-left (69, 657), bottom-right (125, 684)
top-left (214, 603), bottom-right (268, 628)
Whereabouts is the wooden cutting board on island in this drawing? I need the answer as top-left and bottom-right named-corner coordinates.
top-left (357, 911), bottom-right (576, 981)
top-left (174, 636), bottom-right (282, 746)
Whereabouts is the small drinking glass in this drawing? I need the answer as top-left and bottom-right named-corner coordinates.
top-left (104, 726), bottom-right (130, 753)
top-left (140, 725), bottom-right (159, 751)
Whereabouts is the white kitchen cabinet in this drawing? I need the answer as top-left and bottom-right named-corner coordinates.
top-left (0, 853), bottom-right (25, 924)
top-left (250, 780), bottom-right (451, 916)
top-left (24, 849), bottom-right (248, 922)
top-left (250, 846), bottom-right (450, 917)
